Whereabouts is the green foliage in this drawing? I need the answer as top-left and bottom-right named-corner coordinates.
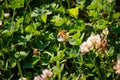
top-left (8, 0), bottom-right (25, 9)
top-left (68, 7), bottom-right (79, 19)
top-left (0, 0), bottom-right (120, 80)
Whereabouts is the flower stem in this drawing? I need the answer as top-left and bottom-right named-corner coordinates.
top-left (12, 8), bottom-right (16, 21)
top-left (88, 53), bottom-right (101, 79)
top-left (67, 0), bottom-right (70, 9)
top-left (63, 42), bottom-right (66, 49)
top-left (17, 60), bottom-right (23, 78)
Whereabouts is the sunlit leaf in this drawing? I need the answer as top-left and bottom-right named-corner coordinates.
top-left (69, 32), bottom-right (84, 45)
top-left (25, 23), bottom-right (36, 33)
top-left (51, 50), bottom-right (65, 62)
top-left (66, 53), bottom-right (76, 59)
top-left (68, 7), bottom-right (79, 19)
top-left (50, 14), bottom-right (65, 26)
top-left (8, 58), bottom-right (16, 68)
top-left (25, 34), bottom-right (33, 41)
top-left (41, 13), bottom-right (47, 23)
top-left (8, 0), bottom-right (24, 9)
top-left (2, 30), bottom-right (12, 37)
top-left (112, 12), bottom-right (120, 19)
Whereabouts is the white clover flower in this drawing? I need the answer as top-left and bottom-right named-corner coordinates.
top-left (87, 34), bottom-right (101, 48)
top-left (80, 41), bottom-right (93, 54)
top-left (18, 77), bottom-right (26, 80)
top-left (4, 13), bottom-right (10, 18)
top-left (34, 75), bottom-right (43, 80)
top-left (42, 69), bottom-right (53, 79)
top-left (0, 20), bottom-right (2, 26)
top-left (34, 69), bottom-right (53, 80)
top-left (113, 59), bottom-right (120, 74)
top-left (80, 34), bottom-right (102, 54)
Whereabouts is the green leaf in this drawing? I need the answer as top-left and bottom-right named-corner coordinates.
top-left (73, 31), bottom-right (81, 38)
top-left (107, 73), bottom-right (111, 78)
top-left (88, 10), bottom-right (97, 18)
top-left (23, 56), bottom-right (40, 68)
top-left (25, 34), bottom-right (33, 41)
top-left (95, 19), bottom-right (108, 29)
top-left (36, 41), bottom-right (50, 51)
top-left (8, 58), bottom-right (16, 68)
top-left (0, 10), bottom-right (4, 20)
top-left (48, 33), bottom-right (56, 40)
top-left (69, 32), bottom-right (84, 45)
top-left (2, 21), bottom-right (19, 35)
top-left (25, 23), bottom-right (36, 33)
top-left (51, 50), bottom-right (65, 62)
top-left (16, 17), bottom-right (24, 24)
top-left (85, 63), bottom-right (94, 68)
top-left (0, 51), bottom-right (3, 57)
top-left (87, 0), bottom-right (102, 10)
top-left (31, 7), bottom-right (40, 17)
top-left (41, 13), bottom-right (47, 23)
top-left (23, 63), bottom-right (32, 69)
top-left (69, 38), bottom-right (77, 45)
top-left (74, 20), bottom-right (85, 32)
top-left (68, 7), bottom-right (79, 19)
top-left (2, 30), bottom-right (12, 37)
top-left (50, 14), bottom-right (65, 26)
top-left (112, 12), bottom-right (120, 19)
top-left (44, 41), bottom-right (50, 48)
top-left (8, 0), bottom-right (24, 9)
top-left (0, 60), bottom-right (4, 70)
top-left (56, 6), bottom-right (65, 14)
top-left (66, 53), bottom-right (76, 59)
top-left (24, 14), bottom-right (31, 24)
top-left (14, 51), bottom-right (28, 60)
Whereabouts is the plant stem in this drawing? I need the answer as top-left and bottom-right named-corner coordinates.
top-left (58, 0), bottom-right (63, 8)
top-left (12, 8), bottom-right (16, 21)
top-left (17, 60), bottom-right (23, 78)
top-left (67, 0), bottom-right (70, 9)
top-left (88, 53), bottom-right (101, 79)
top-left (99, 54), bottom-right (106, 79)
top-left (63, 42), bottom-right (66, 49)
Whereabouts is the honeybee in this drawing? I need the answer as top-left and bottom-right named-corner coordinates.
top-left (57, 30), bottom-right (70, 42)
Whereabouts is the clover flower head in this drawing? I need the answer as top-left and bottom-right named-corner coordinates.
top-left (34, 75), bottom-right (43, 80)
top-left (34, 69), bottom-right (53, 80)
top-left (0, 20), bottom-right (2, 26)
top-left (80, 34), bottom-right (102, 54)
top-left (113, 59), bottom-right (120, 74)
top-left (42, 69), bottom-right (53, 79)
top-left (87, 34), bottom-right (101, 48)
top-left (33, 48), bottom-right (39, 55)
top-left (18, 77), bottom-right (26, 80)
top-left (80, 41), bottom-right (93, 54)
top-left (4, 13), bottom-right (10, 18)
